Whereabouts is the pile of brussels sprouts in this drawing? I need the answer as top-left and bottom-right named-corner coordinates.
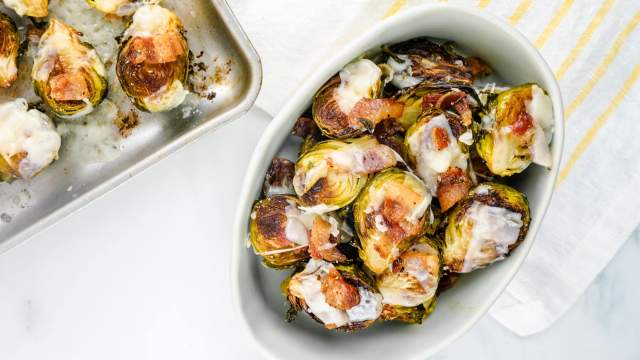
top-left (249, 37), bottom-right (554, 332)
top-left (0, 1), bottom-right (191, 181)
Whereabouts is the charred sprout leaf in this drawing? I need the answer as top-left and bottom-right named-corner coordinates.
top-left (4, 0), bottom-right (48, 17)
top-left (249, 195), bottom-right (310, 269)
top-left (32, 19), bottom-right (107, 118)
top-left (373, 118), bottom-right (405, 155)
top-left (116, 4), bottom-right (190, 112)
top-left (377, 238), bottom-right (440, 323)
top-left (293, 136), bottom-right (397, 210)
top-left (312, 59), bottom-right (403, 139)
top-left (291, 115), bottom-right (323, 155)
top-left (0, 98), bottom-right (61, 180)
top-left (384, 37), bottom-right (478, 89)
top-left (353, 168), bottom-right (432, 274)
top-left (444, 183), bottom-right (530, 273)
top-left (284, 259), bottom-right (383, 331)
top-left (86, 0), bottom-right (132, 15)
top-left (476, 83), bottom-right (554, 176)
top-left (0, 13), bottom-right (19, 88)
top-left (262, 158), bottom-right (296, 197)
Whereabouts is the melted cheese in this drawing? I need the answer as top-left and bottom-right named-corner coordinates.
top-left (0, 98), bottom-right (61, 179)
top-left (387, 54), bottom-right (422, 89)
top-left (335, 59), bottom-right (381, 113)
top-left (124, 4), bottom-right (180, 38)
top-left (526, 85), bottom-right (554, 168)
top-left (4, 0), bottom-right (48, 17)
top-left (461, 201), bottom-right (523, 272)
top-left (288, 259), bottom-right (382, 328)
top-left (407, 114), bottom-right (468, 194)
top-left (142, 80), bottom-right (189, 113)
top-left (91, 0), bottom-right (131, 15)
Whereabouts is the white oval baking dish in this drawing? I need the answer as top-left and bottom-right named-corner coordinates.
top-left (232, 4), bottom-right (564, 359)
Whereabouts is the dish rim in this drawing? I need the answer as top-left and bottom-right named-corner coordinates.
top-left (231, 4), bottom-right (564, 359)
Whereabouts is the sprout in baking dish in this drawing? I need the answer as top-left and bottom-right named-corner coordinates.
top-left (262, 157), bottom-right (296, 198)
top-left (116, 4), bottom-right (190, 112)
top-left (86, 0), bottom-right (132, 15)
top-left (284, 259), bottom-right (383, 331)
top-left (3, 0), bottom-right (48, 17)
top-left (0, 12), bottom-right (19, 88)
top-left (0, 98), bottom-right (61, 181)
top-left (443, 183), bottom-right (530, 273)
top-left (293, 135), bottom-right (398, 211)
top-left (32, 19), bottom-right (108, 118)
top-left (404, 109), bottom-right (473, 212)
top-left (353, 168), bottom-right (432, 275)
top-left (476, 83), bottom-right (554, 177)
top-left (312, 58), bottom-right (404, 139)
top-left (377, 237), bottom-right (440, 324)
top-left (384, 37), bottom-right (490, 89)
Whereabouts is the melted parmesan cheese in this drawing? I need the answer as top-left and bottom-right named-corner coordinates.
top-left (461, 201), bottom-right (523, 273)
top-left (526, 85), bottom-right (554, 168)
top-left (386, 54), bottom-right (422, 89)
top-left (284, 201), bottom-right (341, 245)
top-left (407, 114), bottom-right (468, 193)
top-left (288, 259), bottom-right (382, 328)
top-left (335, 59), bottom-right (381, 113)
top-left (124, 4), bottom-right (179, 38)
top-left (91, 0), bottom-right (131, 15)
top-left (4, 0), bottom-right (47, 17)
top-left (0, 98), bottom-right (61, 178)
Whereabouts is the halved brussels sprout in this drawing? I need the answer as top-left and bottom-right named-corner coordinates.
top-left (444, 183), bottom-right (530, 273)
top-left (377, 238), bottom-right (440, 324)
top-left (0, 98), bottom-right (61, 181)
top-left (262, 157), bottom-right (296, 197)
top-left (86, 0), bottom-right (131, 15)
top-left (476, 84), bottom-right (554, 176)
top-left (0, 13), bottom-right (19, 88)
top-left (405, 110), bottom-right (472, 211)
top-left (250, 195), bottom-right (311, 269)
top-left (284, 259), bottom-right (383, 331)
top-left (116, 4), bottom-right (189, 112)
top-left (293, 136), bottom-right (397, 211)
top-left (312, 59), bottom-right (403, 138)
top-left (353, 168), bottom-right (432, 274)
top-left (3, 0), bottom-right (48, 17)
top-left (32, 19), bottom-right (107, 118)
top-left (385, 38), bottom-right (486, 89)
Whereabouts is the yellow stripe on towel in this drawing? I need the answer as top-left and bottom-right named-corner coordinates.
top-left (555, 0), bottom-right (615, 80)
top-left (558, 64), bottom-right (640, 185)
top-left (383, 0), bottom-right (407, 19)
top-left (509, 0), bottom-right (533, 25)
top-left (535, 0), bottom-right (576, 48)
top-left (478, 0), bottom-right (491, 9)
top-left (565, 11), bottom-right (640, 119)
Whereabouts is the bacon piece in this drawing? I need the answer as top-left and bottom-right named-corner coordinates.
top-left (453, 98), bottom-right (473, 126)
top-left (467, 57), bottom-right (492, 78)
top-left (48, 71), bottom-right (90, 101)
top-left (437, 167), bottom-right (472, 211)
top-left (349, 98), bottom-right (404, 128)
top-left (512, 111), bottom-right (534, 136)
top-left (431, 127), bottom-right (450, 151)
top-left (129, 33), bottom-right (186, 65)
top-left (435, 90), bottom-right (465, 110)
top-left (309, 217), bottom-right (346, 263)
top-left (321, 268), bottom-right (360, 310)
top-left (422, 92), bottom-right (443, 110)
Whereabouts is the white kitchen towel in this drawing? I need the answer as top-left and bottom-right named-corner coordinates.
top-left (228, 0), bottom-right (640, 336)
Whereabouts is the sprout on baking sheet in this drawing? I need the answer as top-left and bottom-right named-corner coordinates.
top-left (353, 168), bottom-right (432, 274)
top-left (116, 4), bottom-right (190, 112)
top-left (32, 19), bottom-right (107, 118)
top-left (443, 183), bottom-right (530, 273)
top-left (0, 13), bottom-right (19, 89)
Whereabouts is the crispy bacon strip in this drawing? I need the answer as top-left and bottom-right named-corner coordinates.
top-left (309, 217), bottom-right (346, 263)
top-left (437, 167), bottom-right (472, 212)
top-left (431, 127), bottom-right (450, 151)
top-left (349, 98), bottom-right (404, 128)
top-left (49, 71), bottom-right (90, 101)
top-left (129, 33), bottom-right (186, 65)
top-left (321, 268), bottom-right (360, 310)
top-left (512, 111), bottom-right (534, 136)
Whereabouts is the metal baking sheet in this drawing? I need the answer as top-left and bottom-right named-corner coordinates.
top-left (0, 0), bottom-right (261, 252)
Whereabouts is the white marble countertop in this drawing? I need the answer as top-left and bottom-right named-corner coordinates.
top-left (1, 108), bottom-right (639, 359)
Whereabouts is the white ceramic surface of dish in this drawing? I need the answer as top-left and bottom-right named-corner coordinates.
top-left (232, 5), bottom-right (564, 360)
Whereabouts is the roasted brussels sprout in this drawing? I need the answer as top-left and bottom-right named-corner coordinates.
top-left (285, 259), bottom-right (383, 331)
top-left (0, 13), bottom-right (19, 89)
top-left (116, 4), bottom-right (190, 112)
top-left (293, 136), bottom-right (398, 211)
top-left (32, 19), bottom-right (107, 118)
top-left (312, 58), bottom-right (403, 138)
top-left (385, 38), bottom-right (486, 89)
top-left (0, 98), bottom-right (61, 181)
top-left (3, 0), bottom-right (48, 17)
top-left (476, 84), bottom-right (554, 176)
top-left (353, 168), bottom-right (432, 274)
top-left (377, 238), bottom-right (440, 324)
top-left (262, 157), bottom-right (296, 197)
top-left (405, 110), bottom-right (472, 211)
top-left (86, 0), bottom-right (131, 15)
top-left (250, 195), bottom-right (311, 269)
top-left (443, 183), bottom-right (530, 273)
